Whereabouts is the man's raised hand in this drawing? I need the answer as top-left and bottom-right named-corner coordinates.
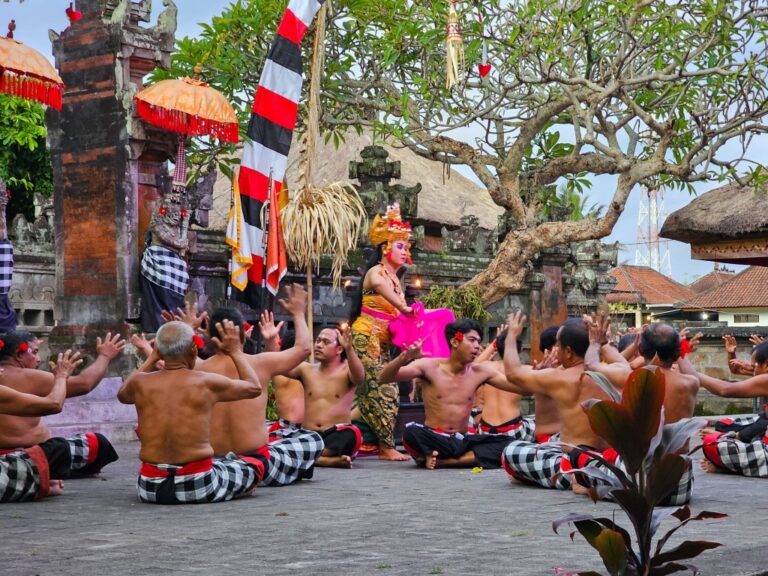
top-left (402, 339), bottom-right (423, 363)
top-left (259, 310), bottom-right (285, 342)
top-left (505, 310), bottom-right (527, 338)
top-left (338, 324), bottom-right (354, 351)
top-left (211, 320), bottom-right (243, 356)
top-left (749, 334), bottom-right (764, 346)
top-left (722, 335), bottom-right (737, 355)
top-left (96, 332), bottom-right (126, 360)
top-left (278, 284), bottom-right (308, 317)
top-left (50, 350), bottom-right (83, 378)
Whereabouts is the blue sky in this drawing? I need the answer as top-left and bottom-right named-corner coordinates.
top-left (4, 0), bottom-right (757, 284)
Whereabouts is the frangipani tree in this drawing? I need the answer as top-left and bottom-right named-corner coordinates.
top-left (158, 0), bottom-right (768, 304)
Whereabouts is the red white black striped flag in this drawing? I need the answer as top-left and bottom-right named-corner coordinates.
top-left (227, 0), bottom-right (325, 309)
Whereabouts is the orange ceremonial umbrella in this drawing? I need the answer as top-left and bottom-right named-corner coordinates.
top-left (134, 65), bottom-right (239, 144)
top-left (134, 65), bottom-right (239, 241)
top-left (0, 21), bottom-right (64, 110)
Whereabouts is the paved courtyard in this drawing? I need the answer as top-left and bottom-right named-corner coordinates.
top-left (1, 440), bottom-right (766, 576)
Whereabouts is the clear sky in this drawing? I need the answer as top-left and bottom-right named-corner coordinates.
top-left (3, 0), bottom-right (756, 285)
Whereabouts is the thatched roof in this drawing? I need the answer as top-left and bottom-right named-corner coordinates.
top-left (660, 181), bottom-right (768, 243)
top-left (207, 128), bottom-right (503, 231)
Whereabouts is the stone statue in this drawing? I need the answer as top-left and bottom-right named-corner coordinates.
top-left (0, 178), bottom-right (17, 331)
top-left (441, 214), bottom-right (496, 255)
top-left (139, 173), bottom-right (190, 332)
top-left (187, 168), bottom-right (216, 229)
top-left (152, 0), bottom-right (177, 39)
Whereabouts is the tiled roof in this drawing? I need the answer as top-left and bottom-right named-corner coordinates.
top-left (689, 269), bottom-right (737, 294)
top-left (681, 266), bottom-right (768, 310)
top-left (607, 265), bottom-right (695, 305)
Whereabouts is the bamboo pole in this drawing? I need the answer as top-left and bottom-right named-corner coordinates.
top-left (307, 261), bottom-right (314, 362)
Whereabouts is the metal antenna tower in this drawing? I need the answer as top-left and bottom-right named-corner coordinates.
top-left (635, 184), bottom-right (672, 276)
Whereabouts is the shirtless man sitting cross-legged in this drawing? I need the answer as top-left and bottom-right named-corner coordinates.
top-left (281, 326), bottom-right (365, 468)
top-left (473, 330), bottom-right (532, 441)
top-left (501, 312), bottom-right (614, 492)
top-left (0, 330), bottom-right (124, 478)
top-left (118, 320), bottom-right (264, 504)
top-left (199, 285), bottom-right (324, 486)
top-left (1, 351), bottom-right (81, 502)
top-left (679, 340), bottom-right (768, 478)
top-left (380, 319), bottom-right (523, 470)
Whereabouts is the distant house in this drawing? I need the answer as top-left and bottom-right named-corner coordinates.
top-left (678, 266), bottom-right (768, 327)
top-left (607, 264), bottom-right (695, 328)
top-left (688, 264), bottom-right (736, 294)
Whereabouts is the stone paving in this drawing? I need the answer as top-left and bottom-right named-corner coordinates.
top-left (1, 440), bottom-right (766, 576)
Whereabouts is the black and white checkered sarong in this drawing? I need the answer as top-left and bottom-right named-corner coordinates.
top-left (501, 440), bottom-right (572, 489)
top-left (257, 429), bottom-right (324, 487)
top-left (704, 432), bottom-right (768, 478)
top-left (140, 245), bottom-right (189, 295)
top-left (0, 239), bottom-right (13, 294)
top-left (1, 449), bottom-right (39, 502)
top-left (1, 439), bottom-right (72, 502)
top-left (137, 455), bottom-right (262, 504)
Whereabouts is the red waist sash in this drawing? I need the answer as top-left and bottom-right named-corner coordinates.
top-left (140, 457), bottom-right (213, 478)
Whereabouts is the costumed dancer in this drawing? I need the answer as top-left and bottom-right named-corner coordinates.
top-left (350, 203), bottom-right (413, 461)
top-left (139, 169), bottom-right (190, 333)
top-left (0, 179), bottom-right (17, 332)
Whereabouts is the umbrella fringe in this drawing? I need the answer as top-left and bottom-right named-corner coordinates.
top-left (135, 99), bottom-right (239, 143)
top-left (0, 71), bottom-right (62, 110)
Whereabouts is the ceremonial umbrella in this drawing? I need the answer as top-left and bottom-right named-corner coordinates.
top-left (0, 21), bottom-right (64, 110)
top-left (134, 64), bottom-right (238, 238)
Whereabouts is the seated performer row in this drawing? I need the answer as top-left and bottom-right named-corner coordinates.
top-left (0, 331), bottom-right (123, 502)
top-left (4, 291), bottom-right (766, 505)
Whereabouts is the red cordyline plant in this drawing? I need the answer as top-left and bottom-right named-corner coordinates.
top-left (553, 366), bottom-right (726, 576)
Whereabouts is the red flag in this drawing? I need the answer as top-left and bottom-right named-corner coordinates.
top-left (265, 182), bottom-right (287, 295)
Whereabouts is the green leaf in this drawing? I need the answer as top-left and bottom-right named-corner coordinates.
top-left (594, 529), bottom-right (628, 576)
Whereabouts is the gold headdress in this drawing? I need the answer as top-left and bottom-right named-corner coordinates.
top-left (368, 202), bottom-right (412, 259)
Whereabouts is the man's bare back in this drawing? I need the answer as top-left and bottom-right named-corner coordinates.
top-left (504, 312), bottom-right (611, 450)
top-left (0, 332), bottom-right (125, 448)
top-left (118, 320), bottom-right (261, 465)
top-left (200, 285), bottom-right (312, 455)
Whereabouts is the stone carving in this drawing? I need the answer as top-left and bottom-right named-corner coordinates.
top-left (147, 173), bottom-right (188, 257)
top-left (441, 215), bottom-right (497, 255)
top-left (349, 145), bottom-right (420, 220)
top-left (187, 168), bottom-right (216, 229)
top-left (152, 0), bottom-right (177, 39)
top-left (9, 194), bottom-right (55, 250)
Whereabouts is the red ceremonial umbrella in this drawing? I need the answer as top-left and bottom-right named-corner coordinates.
top-left (0, 21), bottom-right (64, 110)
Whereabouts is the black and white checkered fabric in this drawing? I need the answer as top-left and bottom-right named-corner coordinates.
top-left (707, 434), bottom-right (768, 478)
top-left (604, 455), bottom-right (693, 506)
top-left (258, 429), bottom-right (324, 487)
top-left (0, 239), bottom-right (13, 295)
top-left (0, 449), bottom-right (38, 502)
top-left (140, 245), bottom-right (189, 296)
top-left (267, 419), bottom-right (303, 442)
top-left (66, 433), bottom-right (92, 471)
top-left (477, 416), bottom-right (536, 440)
top-left (502, 441), bottom-right (572, 490)
top-left (137, 455), bottom-right (261, 504)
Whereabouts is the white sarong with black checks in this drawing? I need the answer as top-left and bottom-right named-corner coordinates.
top-left (140, 245), bottom-right (189, 295)
top-left (704, 432), bottom-right (768, 478)
top-left (137, 454), bottom-right (262, 504)
top-left (0, 239), bottom-right (13, 294)
top-left (0, 449), bottom-right (39, 502)
top-left (256, 429), bottom-right (324, 487)
top-left (501, 440), bottom-right (572, 490)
